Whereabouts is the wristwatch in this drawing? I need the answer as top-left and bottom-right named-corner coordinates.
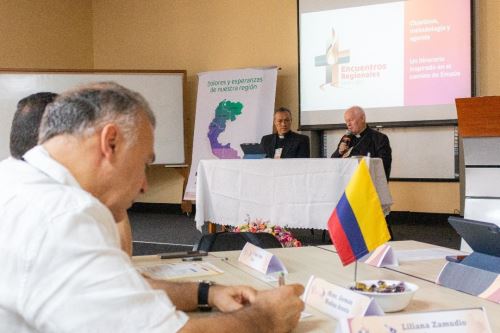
top-left (197, 280), bottom-right (215, 312)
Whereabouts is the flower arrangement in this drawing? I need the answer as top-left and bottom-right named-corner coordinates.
top-left (232, 216), bottom-right (302, 248)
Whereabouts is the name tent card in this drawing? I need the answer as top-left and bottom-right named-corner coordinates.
top-left (359, 244), bottom-right (399, 267)
top-left (238, 242), bottom-right (287, 274)
top-left (343, 307), bottom-right (492, 333)
top-left (303, 276), bottom-right (384, 323)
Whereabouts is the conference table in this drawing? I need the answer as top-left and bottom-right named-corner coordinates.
top-left (318, 240), bottom-right (466, 283)
top-left (194, 158), bottom-right (392, 230)
top-left (133, 241), bottom-right (499, 332)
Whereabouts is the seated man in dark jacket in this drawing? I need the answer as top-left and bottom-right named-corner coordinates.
top-left (331, 106), bottom-right (392, 179)
top-left (260, 107), bottom-right (310, 159)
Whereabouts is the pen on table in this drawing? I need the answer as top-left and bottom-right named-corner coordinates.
top-left (278, 272), bottom-right (285, 286)
top-left (182, 257), bottom-right (203, 262)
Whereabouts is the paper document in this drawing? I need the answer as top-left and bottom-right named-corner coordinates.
top-left (395, 248), bottom-right (465, 262)
top-left (137, 262), bottom-right (223, 280)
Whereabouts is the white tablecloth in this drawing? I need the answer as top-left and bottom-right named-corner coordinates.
top-left (195, 158), bottom-right (392, 230)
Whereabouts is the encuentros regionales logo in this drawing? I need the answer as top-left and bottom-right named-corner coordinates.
top-left (314, 28), bottom-right (387, 89)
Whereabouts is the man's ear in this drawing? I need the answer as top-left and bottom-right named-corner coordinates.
top-left (100, 124), bottom-right (119, 159)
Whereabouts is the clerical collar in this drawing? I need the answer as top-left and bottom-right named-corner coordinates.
top-left (355, 126), bottom-right (368, 138)
top-left (277, 131), bottom-right (291, 139)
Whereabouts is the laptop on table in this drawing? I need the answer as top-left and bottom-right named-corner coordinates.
top-left (240, 143), bottom-right (266, 159)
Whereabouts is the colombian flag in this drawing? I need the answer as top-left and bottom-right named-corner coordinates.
top-left (327, 159), bottom-right (390, 266)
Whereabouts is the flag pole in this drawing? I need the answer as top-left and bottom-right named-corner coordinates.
top-left (354, 260), bottom-right (358, 283)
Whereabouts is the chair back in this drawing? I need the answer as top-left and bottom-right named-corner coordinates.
top-left (194, 232), bottom-right (282, 252)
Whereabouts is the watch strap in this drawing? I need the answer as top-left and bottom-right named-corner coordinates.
top-left (197, 281), bottom-right (212, 312)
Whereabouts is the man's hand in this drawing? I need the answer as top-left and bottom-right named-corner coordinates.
top-left (338, 142), bottom-right (349, 155)
top-left (252, 284), bottom-right (305, 332)
top-left (209, 285), bottom-right (258, 312)
top-left (179, 284), bottom-right (305, 333)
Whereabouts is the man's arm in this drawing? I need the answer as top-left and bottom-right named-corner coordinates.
top-left (179, 284), bottom-right (304, 333)
top-left (260, 135), bottom-right (272, 158)
top-left (297, 135), bottom-right (310, 158)
top-left (331, 138), bottom-right (343, 158)
top-left (144, 278), bottom-right (258, 312)
top-left (375, 134), bottom-right (392, 179)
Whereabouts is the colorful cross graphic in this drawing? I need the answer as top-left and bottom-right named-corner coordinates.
top-left (314, 28), bottom-right (351, 88)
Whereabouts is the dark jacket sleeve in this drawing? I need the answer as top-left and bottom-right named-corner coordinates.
top-left (375, 133), bottom-right (392, 179)
top-left (331, 151), bottom-right (341, 158)
top-left (260, 134), bottom-right (273, 158)
top-left (297, 135), bottom-right (310, 158)
top-left (331, 140), bottom-right (342, 158)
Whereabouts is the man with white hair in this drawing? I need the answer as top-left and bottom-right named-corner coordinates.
top-left (9, 91), bottom-right (135, 256)
top-left (332, 105), bottom-right (392, 179)
top-left (0, 82), bottom-right (304, 332)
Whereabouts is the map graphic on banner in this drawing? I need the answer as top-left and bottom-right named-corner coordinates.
top-left (184, 66), bottom-right (278, 201)
top-left (208, 100), bottom-right (243, 159)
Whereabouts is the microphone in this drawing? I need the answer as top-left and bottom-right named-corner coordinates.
top-left (338, 130), bottom-right (353, 157)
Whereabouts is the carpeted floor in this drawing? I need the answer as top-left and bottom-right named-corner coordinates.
top-left (128, 205), bottom-right (461, 256)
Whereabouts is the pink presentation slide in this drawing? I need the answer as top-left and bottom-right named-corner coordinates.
top-left (404, 0), bottom-right (471, 106)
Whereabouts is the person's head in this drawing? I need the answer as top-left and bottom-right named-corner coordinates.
top-left (39, 82), bottom-right (156, 221)
top-left (344, 106), bottom-right (367, 135)
top-left (273, 107), bottom-right (292, 136)
top-left (10, 92), bottom-right (58, 159)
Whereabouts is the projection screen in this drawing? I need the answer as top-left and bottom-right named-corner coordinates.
top-left (298, 0), bottom-right (472, 129)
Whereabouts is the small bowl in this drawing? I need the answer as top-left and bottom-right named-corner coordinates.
top-left (351, 280), bottom-right (418, 312)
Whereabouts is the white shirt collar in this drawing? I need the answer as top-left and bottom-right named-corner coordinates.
top-left (23, 145), bottom-right (82, 189)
